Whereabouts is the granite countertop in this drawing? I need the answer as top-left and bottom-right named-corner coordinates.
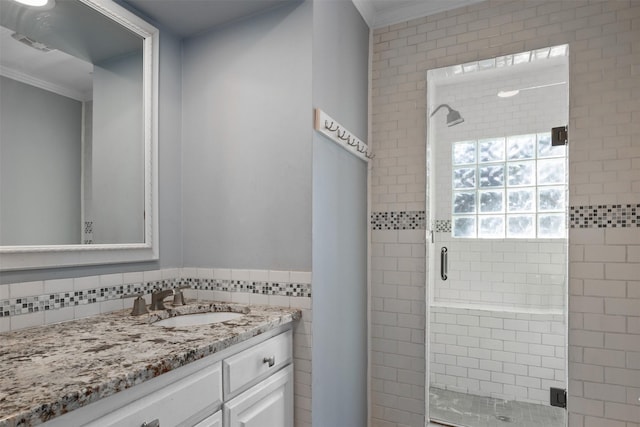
top-left (0, 301), bottom-right (301, 427)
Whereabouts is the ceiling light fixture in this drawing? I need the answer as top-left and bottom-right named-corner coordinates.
top-left (498, 82), bottom-right (566, 98)
top-left (13, 0), bottom-right (50, 7)
top-left (11, 33), bottom-right (53, 52)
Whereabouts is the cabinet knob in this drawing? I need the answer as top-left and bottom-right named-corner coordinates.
top-left (263, 355), bottom-right (276, 367)
top-left (141, 420), bottom-right (159, 427)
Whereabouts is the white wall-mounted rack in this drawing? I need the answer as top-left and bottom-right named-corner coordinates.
top-left (314, 108), bottom-right (373, 162)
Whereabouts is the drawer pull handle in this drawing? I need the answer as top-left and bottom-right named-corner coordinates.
top-left (141, 420), bottom-right (159, 427)
top-left (263, 355), bottom-right (276, 367)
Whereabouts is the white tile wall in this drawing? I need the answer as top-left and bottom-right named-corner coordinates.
top-left (371, 229), bottom-right (427, 427)
top-left (371, 1), bottom-right (640, 426)
top-left (430, 306), bottom-right (565, 405)
top-left (434, 234), bottom-right (566, 309)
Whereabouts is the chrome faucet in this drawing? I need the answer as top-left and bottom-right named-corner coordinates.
top-left (150, 289), bottom-right (175, 310)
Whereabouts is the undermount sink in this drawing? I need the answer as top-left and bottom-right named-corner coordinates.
top-left (153, 312), bottom-right (245, 327)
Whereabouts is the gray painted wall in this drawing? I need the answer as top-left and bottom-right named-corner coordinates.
top-left (312, 137), bottom-right (368, 426)
top-left (181, 1), bottom-right (313, 271)
top-left (1, 28), bottom-right (183, 283)
top-left (92, 51), bottom-right (145, 244)
top-left (311, 0), bottom-right (369, 425)
top-left (0, 76), bottom-right (82, 246)
top-left (312, 0), bottom-right (368, 139)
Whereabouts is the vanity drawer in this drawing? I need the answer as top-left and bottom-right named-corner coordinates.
top-left (223, 330), bottom-right (292, 397)
top-left (84, 361), bottom-right (222, 427)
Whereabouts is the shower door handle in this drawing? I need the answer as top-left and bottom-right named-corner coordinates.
top-left (441, 247), bottom-right (448, 281)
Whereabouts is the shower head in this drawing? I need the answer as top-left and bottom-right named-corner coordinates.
top-left (430, 104), bottom-right (464, 127)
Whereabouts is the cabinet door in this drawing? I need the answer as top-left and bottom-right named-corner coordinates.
top-left (194, 410), bottom-right (222, 427)
top-left (224, 365), bottom-right (293, 427)
top-left (223, 330), bottom-right (292, 398)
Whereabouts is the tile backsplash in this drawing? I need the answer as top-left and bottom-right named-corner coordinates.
top-left (0, 268), bottom-right (312, 332)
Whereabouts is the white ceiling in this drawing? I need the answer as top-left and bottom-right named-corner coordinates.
top-left (0, 0), bottom-right (484, 97)
top-left (122, 0), bottom-right (486, 37)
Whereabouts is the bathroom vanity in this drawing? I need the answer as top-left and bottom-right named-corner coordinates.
top-left (0, 303), bottom-right (300, 427)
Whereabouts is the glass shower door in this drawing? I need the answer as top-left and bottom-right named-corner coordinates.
top-left (426, 46), bottom-right (569, 427)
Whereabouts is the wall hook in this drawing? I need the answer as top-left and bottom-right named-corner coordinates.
top-left (357, 143), bottom-right (366, 153)
top-left (338, 130), bottom-right (349, 140)
top-left (366, 151), bottom-right (375, 159)
top-left (325, 120), bottom-right (339, 132)
top-left (347, 138), bottom-right (358, 146)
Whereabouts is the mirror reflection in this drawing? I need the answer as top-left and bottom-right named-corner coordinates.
top-left (0, 0), bottom-right (145, 246)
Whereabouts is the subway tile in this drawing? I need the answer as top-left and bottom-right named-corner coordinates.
top-left (123, 271), bottom-right (144, 284)
top-left (604, 367), bottom-right (640, 387)
top-left (231, 269), bottom-right (251, 281)
top-left (44, 278), bottom-right (74, 294)
top-left (229, 292), bottom-right (251, 304)
top-left (604, 298), bottom-right (640, 316)
top-left (605, 263), bottom-right (640, 281)
top-left (74, 302), bottom-right (100, 319)
top-left (248, 269), bottom-right (269, 282)
top-left (606, 228), bottom-right (640, 245)
top-left (0, 317), bottom-right (10, 333)
top-left (583, 279), bottom-right (627, 297)
top-left (99, 299), bottom-right (124, 314)
top-left (99, 273), bottom-right (123, 287)
top-left (9, 281), bottom-right (44, 298)
top-left (289, 271), bottom-right (312, 284)
top-left (212, 268), bottom-right (232, 280)
top-left (195, 268), bottom-right (214, 279)
top-left (10, 312), bottom-right (44, 331)
top-left (143, 270), bottom-right (162, 282)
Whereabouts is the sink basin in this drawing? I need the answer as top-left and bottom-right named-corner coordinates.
top-left (153, 312), bottom-right (244, 327)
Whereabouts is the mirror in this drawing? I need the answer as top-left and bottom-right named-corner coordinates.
top-left (0, 0), bottom-right (158, 270)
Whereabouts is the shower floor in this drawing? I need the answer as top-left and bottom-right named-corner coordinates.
top-left (429, 387), bottom-right (565, 427)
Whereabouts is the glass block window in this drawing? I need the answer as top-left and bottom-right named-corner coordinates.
top-left (452, 133), bottom-right (566, 238)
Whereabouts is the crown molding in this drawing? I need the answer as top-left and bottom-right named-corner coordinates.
top-left (351, 0), bottom-right (376, 28)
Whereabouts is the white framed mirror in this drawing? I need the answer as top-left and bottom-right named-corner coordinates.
top-left (0, 0), bottom-right (159, 270)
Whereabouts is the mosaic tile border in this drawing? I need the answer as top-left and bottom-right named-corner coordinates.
top-left (434, 219), bottom-right (451, 233)
top-left (0, 277), bottom-right (311, 318)
top-left (177, 278), bottom-right (311, 298)
top-left (570, 204), bottom-right (639, 228)
top-left (371, 210), bottom-right (426, 230)
top-left (83, 221), bottom-right (93, 245)
top-left (372, 204), bottom-right (639, 231)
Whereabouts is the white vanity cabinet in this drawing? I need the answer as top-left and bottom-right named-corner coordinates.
top-left (42, 327), bottom-right (292, 427)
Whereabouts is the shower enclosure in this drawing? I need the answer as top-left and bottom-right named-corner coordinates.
top-left (426, 46), bottom-right (569, 427)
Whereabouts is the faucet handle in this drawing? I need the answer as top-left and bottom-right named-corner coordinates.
top-left (172, 285), bottom-right (191, 306)
top-left (172, 292), bottom-right (185, 306)
top-left (122, 293), bottom-right (149, 316)
top-left (122, 292), bottom-right (144, 299)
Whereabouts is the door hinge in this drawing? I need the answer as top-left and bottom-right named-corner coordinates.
top-left (552, 126), bottom-right (568, 146)
top-left (550, 387), bottom-right (567, 408)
